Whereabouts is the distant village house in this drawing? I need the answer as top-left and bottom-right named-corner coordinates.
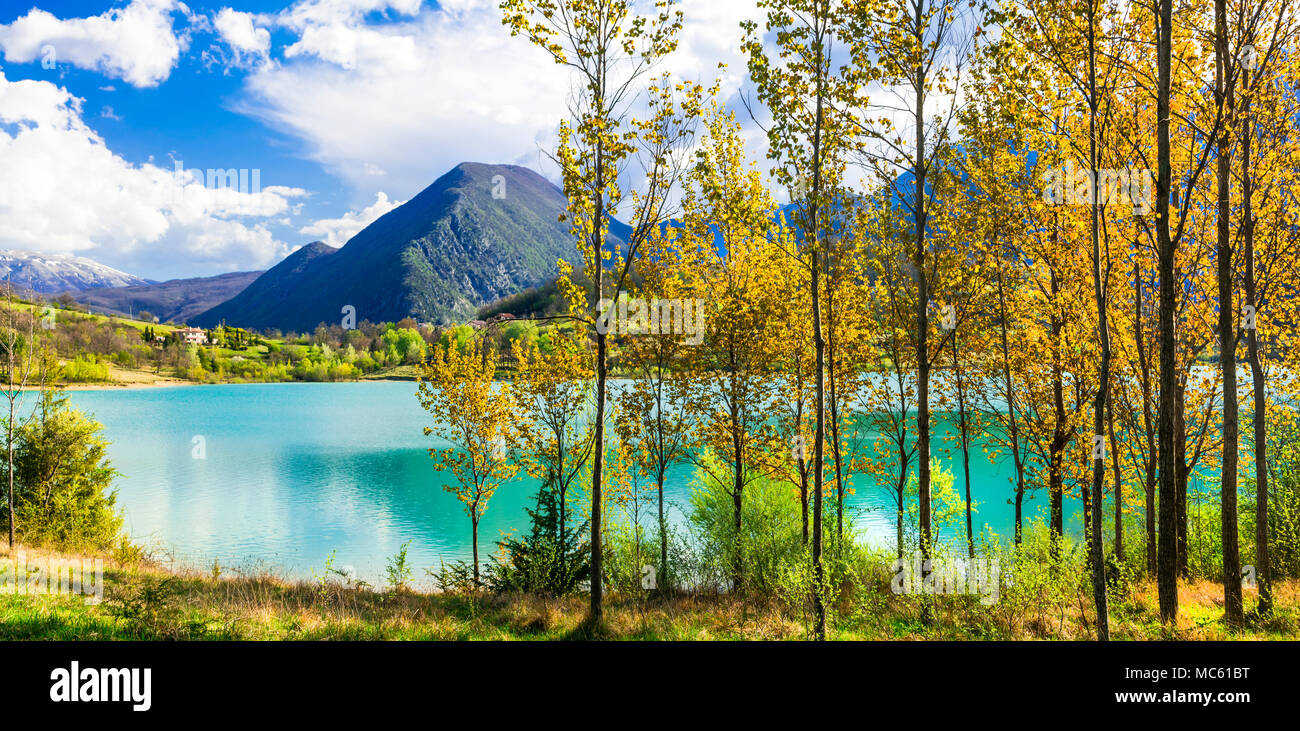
top-left (174, 327), bottom-right (208, 345)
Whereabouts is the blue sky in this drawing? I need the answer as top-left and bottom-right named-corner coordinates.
top-left (0, 1), bottom-right (763, 281)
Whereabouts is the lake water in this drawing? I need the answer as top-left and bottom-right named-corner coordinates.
top-left (66, 381), bottom-right (1093, 585)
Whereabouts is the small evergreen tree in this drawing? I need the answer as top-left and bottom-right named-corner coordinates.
top-left (489, 473), bottom-right (590, 595)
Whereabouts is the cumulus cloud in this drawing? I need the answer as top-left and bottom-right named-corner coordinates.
top-left (0, 71), bottom-right (306, 279)
top-left (298, 191), bottom-right (403, 246)
top-left (279, 0), bottom-right (421, 70)
top-left (212, 7), bottom-right (270, 68)
top-left (224, 0), bottom-right (762, 200)
top-left (228, 1), bottom-right (560, 197)
top-left (0, 0), bottom-right (192, 88)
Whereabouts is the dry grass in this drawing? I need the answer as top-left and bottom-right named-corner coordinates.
top-left (0, 544), bottom-right (1295, 641)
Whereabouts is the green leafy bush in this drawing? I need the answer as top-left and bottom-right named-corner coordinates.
top-left (688, 451), bottom-right (804, 594)
top-left (60, 354), bottom-right (111, 382)
top-left (4, 389), bottom-right (122, 550)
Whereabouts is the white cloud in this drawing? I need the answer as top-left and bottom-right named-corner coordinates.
top-left (0, 71), bottom-right (306, 279)
top-left (274, 0), bottom-right (421, 69)
top-left (212, 8), bottom-right (270, 67)
top-left (665, 0), bottom-right (760, 93)
top-left (298, 191), bottom-right (403, 246)
top-left (227, 0), bottom-right (763, 201)
top-left (230, 0), bottom-right (566, 198)
top-left (0, 0), bottom-right (191, 88)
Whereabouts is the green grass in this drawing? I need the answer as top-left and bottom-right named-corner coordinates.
top-left (2, 545), bottom-right (1297, 641)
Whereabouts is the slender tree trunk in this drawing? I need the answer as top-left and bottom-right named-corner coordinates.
top-left (6, 315), bottom-right (16, 550)
top-left (996, 264), bottom-right (1026, 544)
top-left (896, 461), bottom-right (908, 559)
top-left (1085, 20), bottom-right (1110, 639)
top-left (1214, 2), bottom-right (1244, 625)
top-left (894, 0), bottom-right (935, 575)
top-left (800, 466), bottom-right (810, 545)
top-left (472, 515), bottom-right (480, 587)
top-left (7, 401), bottom-right (13, 549)
top-left (830, 387), bottom-right (844, 550)
top-left (732, 430), bottom-right (744, 592)
top-left (1175, 382), bottom-right (1189, 577)
top-left (811, 245), bottom-right (826, 638)
top-left (914, 46), bottom-right (932, 567)
top-left (1241, 61), bottom-right (1272, 613)
top-left (658, 469), bottom-right (668, 593)
top-left (827, 284), bottom-right (845, 549)
top-left (1156, 0), bottom-right (1180, 622)
top-left (1145, 457), bottom-right (1158, 573)
top-left (1049, 272), bottom-right (1067, 549)
top-left (809, 78), bottom-right (827, 641)
top-left (557, 445), bottom-right (567, 569)
top-left (953, 331), bottom-right (974, 559)
top-left (1109, 402), bottom-right (1123, 560)
top-left (1135, 258), bottom-right (1158, 574)
top-left (590, 144), bottom-right (607, 623)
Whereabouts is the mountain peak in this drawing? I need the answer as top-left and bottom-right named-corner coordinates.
top-left (294, 241), bottom-right (337, 257)
top-left (447, 161), bottom-right (543, 180)
top-left (416, 162), bottom-right (560, 209)
top-left (192, 162), bottom-right (584, 331)
top-left (0, 249), bottom-right (149, 293)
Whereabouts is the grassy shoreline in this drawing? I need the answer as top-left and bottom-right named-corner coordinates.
top-left (1, 545), bottom-right (1295, 640)
top-left (48, 363), bottom-right (422, 390)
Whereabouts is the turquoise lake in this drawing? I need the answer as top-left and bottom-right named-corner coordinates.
top-left (64, 381), bottom-right (1097, 585)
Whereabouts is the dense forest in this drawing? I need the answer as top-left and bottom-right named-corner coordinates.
top-left (411, 0), bottom-right (1300, 641)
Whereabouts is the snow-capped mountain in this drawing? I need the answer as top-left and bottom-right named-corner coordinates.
top-left (0, 250), bottom-right (149, 293)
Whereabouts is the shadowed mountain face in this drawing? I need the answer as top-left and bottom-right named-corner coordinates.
top-left (193, 163), bottom-right (592, 332)
top-left (66, 271), bottom-right (263, 324)
top-left (193, 242), bottom-right (338, 330)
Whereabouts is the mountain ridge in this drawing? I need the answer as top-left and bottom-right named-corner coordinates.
top-left (193, 162), bottom-right (604, 332)
top-left (0, 250), bottom-right (149, 293)
top-left (66, 271), bottom-right (264, 324)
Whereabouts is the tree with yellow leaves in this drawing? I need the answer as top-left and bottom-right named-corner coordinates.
top-left (500, 0), bottom-right (701, 621)
top-left (417, 337), bottom-right (522, 587)
top-left (677, 97), bottom-right (787, 594)
top-left (616, 226), bottom-right (700, 591)
top-left (743, 0), bottom-right (865, 640)
top-left (511, 327), bottom-right (596, 578)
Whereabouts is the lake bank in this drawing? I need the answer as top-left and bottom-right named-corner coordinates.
top-left (2, 544), bottom-right (1293, 640)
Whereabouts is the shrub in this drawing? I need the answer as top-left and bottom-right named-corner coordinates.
top-left (385, 541), bottom-right (413, 592)
top-left (60, 354), bottom-right (111, 383)
top-left (4, 388), bottom-right (122, 550)
top-left (687, 451), bottom-right (804, 594)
